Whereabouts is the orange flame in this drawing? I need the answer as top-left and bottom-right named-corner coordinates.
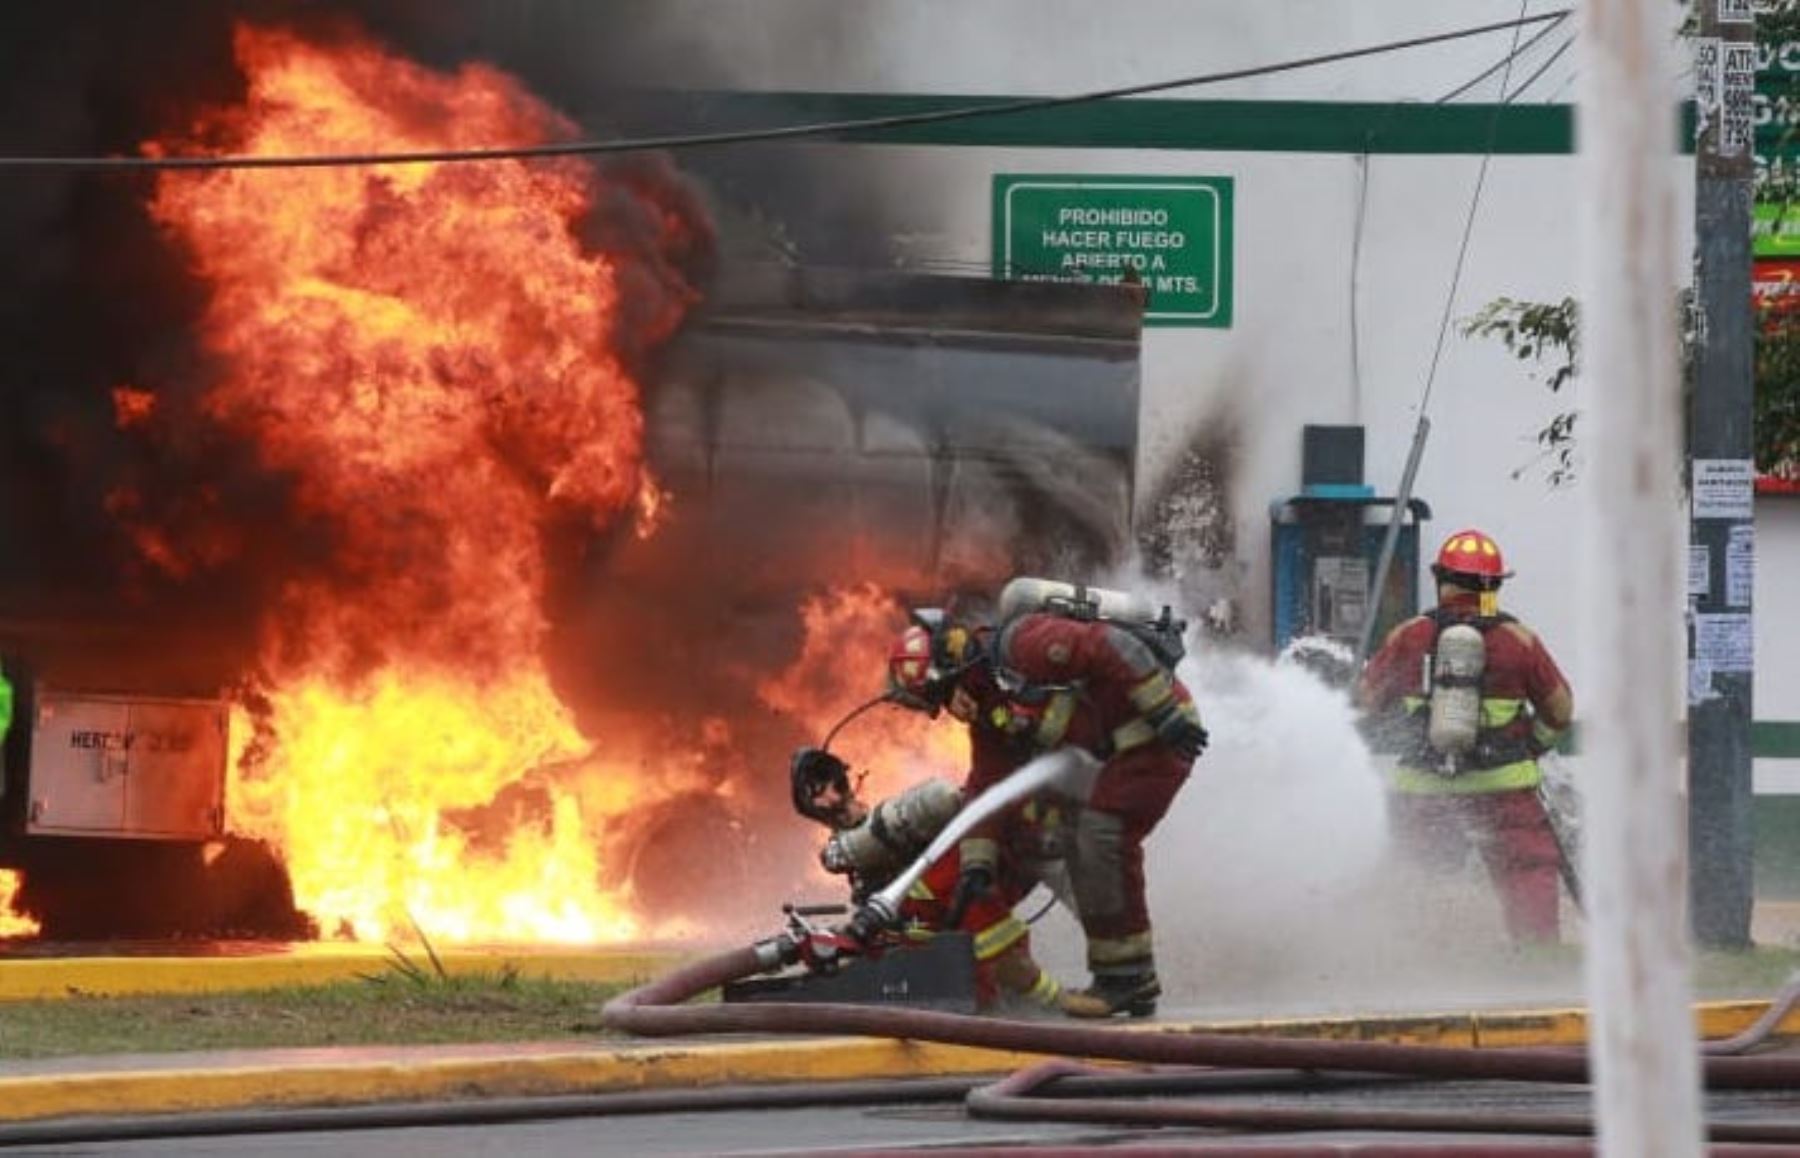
top-left (758, 584), bottom-right (969, 805)
top-left (147, 24), bottom-right (704, 943)
top-left (0, 870), bottom-right (38, 939)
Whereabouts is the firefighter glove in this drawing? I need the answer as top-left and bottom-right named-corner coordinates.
top-left (1147, 700), bottom-right (1208, 760)
top-left (945, 863), bottom-right (994, 929)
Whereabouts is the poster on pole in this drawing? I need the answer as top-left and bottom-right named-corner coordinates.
top-left (1689, 545), bottom-right (1712, 599)
top-left (1726, 524), bottom-right (1755, 607)
top-left (1695, 612), bottom-right (1753, 673)
top-left (1723, 42), bottom-right (1758, 156)
top-left (1692, 459), bottom-right (1756, 519)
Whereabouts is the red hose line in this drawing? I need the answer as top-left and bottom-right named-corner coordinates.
top-left (601, 945), bottom-right (1800, 1090)
top-left (964, 1058), bottom-right (1800, 1145)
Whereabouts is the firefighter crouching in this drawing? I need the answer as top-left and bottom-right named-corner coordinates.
top-left (1356, 528), bottom-right (1575, 943)
top-left (789, 747), bottom-right (1107, 1016)
top-left (887, 579), bottom-right (1206, 1018)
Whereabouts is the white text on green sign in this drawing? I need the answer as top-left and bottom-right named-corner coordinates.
top-left (992, 176), bottom-right (1234, 328)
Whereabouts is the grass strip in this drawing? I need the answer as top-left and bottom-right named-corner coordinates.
top-left (0, 971), bottom-right (626, 1060)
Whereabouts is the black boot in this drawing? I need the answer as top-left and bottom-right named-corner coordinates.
top-left (1063, 970), bottom-right (1161, 1019)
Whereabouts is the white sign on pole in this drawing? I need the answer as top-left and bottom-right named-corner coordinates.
top-left (1726, 524), bottom-right (1755, 607)
top-left (1695, 612), bottom-right (1754, 673)
top-left (1695, 36), bottom-right (1722, 137)
top-left (1688, 544), bottom-right (1711, 598)
top-left (1723, 42), bottom-right (1758, 156)
top-left (1719, 0), bottom-right (1754, 23)
top-left (1692, 458), bottom-right (1756, 518)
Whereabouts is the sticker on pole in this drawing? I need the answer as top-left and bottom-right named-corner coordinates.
top-left (1692, 459), bottom-right (1755, 519)
top-left (992, 175), bottom-right (1234, 327)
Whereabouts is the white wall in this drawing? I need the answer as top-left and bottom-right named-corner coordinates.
top-left (612, 1), bottom-right (1772, 720)
top-left (786, 141), bottom-right (1690, 702)
top-left (607, 0), bottom-right (1579, 102)
top-left (1758, 501), bottom-right (1800, 788)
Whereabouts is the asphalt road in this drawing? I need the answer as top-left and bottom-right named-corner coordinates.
top-left (11, 1081), bottom-right (1800, 1156)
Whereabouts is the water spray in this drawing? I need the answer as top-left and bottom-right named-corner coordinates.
top-left (843, 748), bottom-right (1098, 942)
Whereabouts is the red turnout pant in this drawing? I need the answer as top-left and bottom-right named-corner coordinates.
top-left (1387, 786), bottom-right (1564, 943)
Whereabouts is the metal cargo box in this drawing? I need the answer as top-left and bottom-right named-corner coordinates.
top-left (24, 685), bottom-right (227, 840)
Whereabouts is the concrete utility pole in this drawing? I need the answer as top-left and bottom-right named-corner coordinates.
top-left (1689, 0), bottom-right (1758, 950)
top-left (1577, 0), bottom-right (1703, 1155)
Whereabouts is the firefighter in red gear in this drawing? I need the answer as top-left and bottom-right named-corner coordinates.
top-left (789, 747), bottom-right (1103, 1014)
top-left (1356, 529), bottom-right (1576, 943)
top-left (887, 595), bottom-right (1206, 1018)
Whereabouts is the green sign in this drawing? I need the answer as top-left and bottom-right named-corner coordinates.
top-left (992, 175), bottom-right (1234, 327)
top-left (1756, 202), bottom-right (1800, 257)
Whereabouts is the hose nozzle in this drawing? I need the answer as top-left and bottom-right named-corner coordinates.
top-left (843, 896), bottom-right (899, 945)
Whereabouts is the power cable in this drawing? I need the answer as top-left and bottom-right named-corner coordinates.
top-left (1435, 10), bottom-right (1569, 104)
top-left (1503, 35), bottom-right (1575, 104)
top-left (1419, 2), bottom-right (1532, 418)
top-left (1358, 0), bottom-right (1533, 661)
top-left (0, 11), bottom-right (1568, 173)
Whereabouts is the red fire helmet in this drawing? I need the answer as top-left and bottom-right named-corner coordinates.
top-left (887, 610), bottom-right (975, 715)
top-left (1431, 528), bottom-right (1514, 587)
top-left (888, 623), bottom-right (938, 702)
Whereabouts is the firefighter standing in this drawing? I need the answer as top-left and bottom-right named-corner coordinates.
top-left (1356, 529), bottom-right (1575, 943)
top-left (887, 587), bottom-right (1206, 1018)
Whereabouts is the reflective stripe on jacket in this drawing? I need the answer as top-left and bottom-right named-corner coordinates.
top-left (1389, 693), bottom-right (1541, 794)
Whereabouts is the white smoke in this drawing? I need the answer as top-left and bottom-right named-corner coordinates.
top-left (1024, 571), bottom-right (1588, 1018)
top-left (1144, 644), bottom-right (1392, 1014)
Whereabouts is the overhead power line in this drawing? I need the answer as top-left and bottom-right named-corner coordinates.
top-left (0, 10), bottom-right (1569, 173)
top-left (1502, 35), bottom-right (1575, 104)
top-left (1435, 10), bottom-right (1570, 104)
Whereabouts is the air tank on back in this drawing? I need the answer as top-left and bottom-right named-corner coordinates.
top-left (996, 577), bottom-right (1159, 626)
top-left (1427, 623), bottom-right (1486, 755)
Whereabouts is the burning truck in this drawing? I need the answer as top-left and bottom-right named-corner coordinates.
top-left (0, 23), bottom-right (1143, 944)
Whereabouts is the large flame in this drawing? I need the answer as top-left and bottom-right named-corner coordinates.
top-left (0, 871), bottom-right (38, 939)
top-left (147, 24), bottom-right (703, 943)
top-left (758, 584), bottom-right (970, 805)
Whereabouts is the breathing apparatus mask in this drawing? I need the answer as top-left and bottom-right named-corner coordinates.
top-left (885, 608), bottom-right (985, 717)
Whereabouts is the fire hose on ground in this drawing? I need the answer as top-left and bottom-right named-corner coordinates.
top-left (599, 945), bottom-right (1800, 1147)
top-left (599, 753), bottom-right (1800, 1150)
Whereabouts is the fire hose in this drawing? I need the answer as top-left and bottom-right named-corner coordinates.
top-left (597, 754), bottom-right (1800, 1149)
top-left (600, 947), bottom-right (1800, 1148)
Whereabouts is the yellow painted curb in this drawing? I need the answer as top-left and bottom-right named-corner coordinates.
top-left (0, 947), bottom-right (691, 1001)
top-left (0, 1037), bottom-right (1045, 1122)
top-left (0, 997), bottom-right (1794, 1123)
